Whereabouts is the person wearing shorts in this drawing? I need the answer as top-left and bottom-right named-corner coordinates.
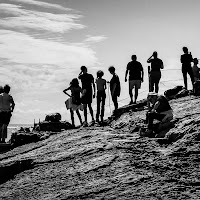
top-left (147, 51), bottom-right (164, 93)
top-left (78, 66), bottom-right (95, 126)
top-left (125, 55), bottom-right (144, 104)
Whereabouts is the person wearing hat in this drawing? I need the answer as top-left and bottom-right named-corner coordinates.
top-left (192, 58), bottom-right (200, 82)
top-left (95, 70), bottom-right (107, 123)
top-left (147, 51), bottom-right (164, 93)
top-left (146, 92), bottom-right (173, 132)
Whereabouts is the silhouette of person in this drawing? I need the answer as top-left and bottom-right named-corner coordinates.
top-left (146, 92), bottom-right (173, 133)
top-left (192, 58), bottom-right (200, 82)
top-left (147, 51), bottom-right (164, 93)
top-left (0, 85), bottom-right (15, 143)
top-left (95, 70), bottom-right (106, 123)
top-left (180, 47), bottom-right (194, 90)
top-left (78, 66), bottom-right (95, 126)
top-left (108, 66), bottom-right (121, 111)
top-left (63, 78), bottom-right (83, 127)
top-left (125, 55), bottom-right (144, 104)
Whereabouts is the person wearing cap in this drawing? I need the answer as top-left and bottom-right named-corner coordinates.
top-left (0, 84), bottom-right (15, 143)
top-left (147, 51), bottom-right (164, 93)
top-left (125, 55), bottom-right (144, 104)
top-left (180, 47), bottom-right (194, 90)
top-left (146, 92), bottom-right (173, 132)
top-left (192, 58), bottom-right (200, 82)
top-left (95, 70), bottom-right (107, 123)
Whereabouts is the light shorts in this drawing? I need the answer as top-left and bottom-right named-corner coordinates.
top-left (129, 80), bottom-right (141, 90)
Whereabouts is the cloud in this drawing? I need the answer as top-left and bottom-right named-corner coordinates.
top-left (84, 35), bottom-right (107, 43)
top-left (9, 0), bottom-right (72, 11)
top-left (0, 4), bottom-right (85, 33)
top-left (0, 30), bottom-right (97, 66)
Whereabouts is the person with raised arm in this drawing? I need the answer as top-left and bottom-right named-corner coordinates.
top-left (147, 51), bottom-right (164, 93)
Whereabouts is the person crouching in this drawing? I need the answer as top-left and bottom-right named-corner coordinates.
top-left (146, 92), bottom-right (173, 134)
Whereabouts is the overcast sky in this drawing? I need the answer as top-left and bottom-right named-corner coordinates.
top-left (0, 0), bottom-right (200, 124)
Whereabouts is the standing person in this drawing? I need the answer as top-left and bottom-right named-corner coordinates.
top-left (180, 47), bottom-right (194, 90)
top-left (108, 66), bottom-right (121, 111)
top-left (192, 58), bottom-right (200, 82)
top-left (125, 55), bottom-right (144, 104)
top-left (146, 92), bottom-right (173, 134)
top-left (147, 51), bottom-right (164, 93)
top-left (0, 85), bottom-right (15, 143)
top-left (78, 66), bottom-right (95, 126)
top-left (63, 78), bottom-right (83, 127)
top-left (95, 70), bottom-right (107, 123)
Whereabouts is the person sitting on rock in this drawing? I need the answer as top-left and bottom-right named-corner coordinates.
top-left (146, 92), bottom-right (173, 133)
top-left (63, 78), bottom-right (83, 127)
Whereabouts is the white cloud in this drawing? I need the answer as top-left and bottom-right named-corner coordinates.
top-left (84, 35), bottom-right (107, 43)
top-left (0, 4), bottom-right (84, 33)
top-left (9, 0), bottom-right (72, 11)
top-left (0, 30), bottom-right (97, 66)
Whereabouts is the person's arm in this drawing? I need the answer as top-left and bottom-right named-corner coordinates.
top-left (160, 60), bottom-right (164, 69)
top-left (125, 67), bottom-right (128, 82)
top-left (180, 55), bottom-right (183, 63)
top-left (10, 96), bottom-right (15, 112)
top-left (78, 71), bottom-right (83, 79)
top-left (151, 101), bottom-right (160, 112)
top-left (141, 65), bottom-right (144, 82)
top-left (104, 79), bottom-right (107, 90)
top-left (92, 78), bottom-right (95, 98)
top-left (63, 87), bottom-right (71, 97)
top-left (147, 55), bottom-right (153, 63)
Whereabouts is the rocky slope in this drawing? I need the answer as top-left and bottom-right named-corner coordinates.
top-left (1, 95), bottom-right (200, 199)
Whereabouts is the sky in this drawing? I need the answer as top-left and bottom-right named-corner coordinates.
top-left (0, 0), bottom-right (200, 125)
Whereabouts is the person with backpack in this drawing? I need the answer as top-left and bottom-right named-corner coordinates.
top-left (63, 78), bottom-right (83, 127)
top-left (147, 51), bottom-right (164, 93)
top-left (95, 70), bottom-right (107, 123)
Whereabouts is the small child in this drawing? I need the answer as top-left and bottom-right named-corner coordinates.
top-left (63, 78), bottom-right (83, 127)
top-left (95, 70), bottom-right (107, 123)
top-left (192, 58), bottom-right (200, 82)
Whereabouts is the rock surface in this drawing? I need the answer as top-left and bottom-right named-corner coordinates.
top-left (1, 96), bottom-right (200, 199)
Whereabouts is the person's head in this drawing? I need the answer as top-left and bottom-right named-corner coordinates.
top-left (183, 47), bottom-right (188, 54)
top-left (80, 66), bottom-right (87, 73)
top-left (108, 66), bottom-right (115, 74)
top-left (147, 92), bottom-right (158, 104)
top-left (97, 70), bottom-right (104, 78)
top-left (153, 51), bottom-right (157, 58)
top-left (70, 78), bottom-right (79, 87)
top-left (0, 86), bottom-right (3, 94)
top-left (193, 58), bottom-right (199, 65)
top-left (131, 55), bottom-right (137, 61)
top-left (4, 84), bottom-right (10, 94)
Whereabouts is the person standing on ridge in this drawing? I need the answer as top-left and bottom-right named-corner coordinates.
top-left (125, 55), bottom-right (144, 104)
top-left (180, 47), bottom-right (194, 90)
top-left (95, 70), bottom-right (107, 123)
top-left (63, 78), bottom-right (83, 127)
top-left (0, 84), bottom-right (15, 143)
top-left (108, 66), bottom-right (121, 111)
top-left (78, 66), bottom-right (95, 126)
top-left (192, 58), bottom-right (200, 82)
top-left (147, 51), bottom-right (164, 93)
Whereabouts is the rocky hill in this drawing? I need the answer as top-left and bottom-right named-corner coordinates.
top-left (1, 95), bottom-right (200, 199)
